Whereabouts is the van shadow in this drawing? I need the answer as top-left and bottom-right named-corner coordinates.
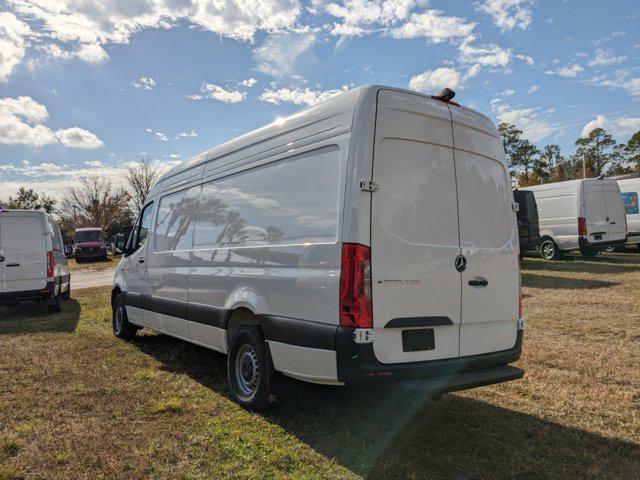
top-left (131, 333), bottom-right (640, 479)
top-left (521, 272), bottom-right (618, 290)
top-left (522, 256), bottom-right (639, 274)
top-left (0, 298), bottom-right (81, 335)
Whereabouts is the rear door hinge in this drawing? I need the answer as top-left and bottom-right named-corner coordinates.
top-left (360, 179), bottom-right (379, 192)
top-left (512, 201), bottom-right (520, 213)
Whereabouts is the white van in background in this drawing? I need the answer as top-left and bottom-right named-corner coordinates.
top-left (523, 179), bottom-right (627, 260)
top-left (0, 209), bottom-right (70, 313)
top-left (112, 85), bottom-right (524, 410)
top-left (615, 175), bottom-right (640, 248)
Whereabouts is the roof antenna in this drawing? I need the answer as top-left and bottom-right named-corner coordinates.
top-left (433, 88), bottom-right (456, 102)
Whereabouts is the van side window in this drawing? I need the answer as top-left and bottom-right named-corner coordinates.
top-left (194, 146), bottom-right (341, 248)
top-left (134, 202), bottom-right (154, 251)
top-left (154, 186), bottom-right (199, 252)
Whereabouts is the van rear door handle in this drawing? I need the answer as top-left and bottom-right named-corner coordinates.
top-left (6, 263), bottom-right (20, 267)
top-left (138, 258), bottom-right (145, 264)
top-left (468, 277), bottom-right (488, 287)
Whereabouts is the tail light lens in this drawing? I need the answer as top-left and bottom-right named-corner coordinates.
top-left (339, 243), bottom-right (373, 328)
top-left (578, 216), bottom-right (587, 236)
top-left (46, 250), bottom-right (54, 278)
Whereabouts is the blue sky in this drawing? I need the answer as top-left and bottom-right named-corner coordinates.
top-left (0, 0), bottom-right (639, 197)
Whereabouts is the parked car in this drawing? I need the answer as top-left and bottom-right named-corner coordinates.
top-left (513, 189), bottom-right (540, 259)
top-left (112, 85), bottom-right (525, 410)
top-left (74, 227), bottom-right (108, 262)
top-left (523, 178), bottom-right (627, 260)
top-left (615, 175), bottom-right (640, 249)
top-left (0, 209), bottom-right (70, 313)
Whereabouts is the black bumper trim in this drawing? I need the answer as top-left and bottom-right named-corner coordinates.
top-left (336, 328), bottom-right (523, 383)
top-left (260, 314), bottom-right (337, 350)
top-left (579, 236), bottom-right (627, 249)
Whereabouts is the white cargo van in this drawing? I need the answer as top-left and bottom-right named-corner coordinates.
top-left (523, 179), bottom-right (627, 259)
top-left (112, 85), bottom-right (524, 410)
top-left (0, 209), bottom-right (70, 312)
top-left (616, 176), bottom-right (640, 247)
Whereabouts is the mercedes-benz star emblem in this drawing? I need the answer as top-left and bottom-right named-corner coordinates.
top-left (455, 254), bottom-right (467, 272)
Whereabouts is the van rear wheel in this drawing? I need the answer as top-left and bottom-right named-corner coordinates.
top-left (227, 326), bottom-right (275, 411)
top-left (539, 238), bottom-right (560, 261)
top-left (48, 295), bottom-right (61, 314)
top-left (580, 245), bottom-right (599, 258)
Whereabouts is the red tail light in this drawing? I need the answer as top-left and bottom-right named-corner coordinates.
top-left (47, 250), bottom-right (54, 278)
top-left (339, 243), bottom-right (373, 328)
top-left (578, 217), bottom-right (587, 236)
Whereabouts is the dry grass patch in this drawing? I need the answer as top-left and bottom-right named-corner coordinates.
top-left (0, 253), bottom-right (639, 479)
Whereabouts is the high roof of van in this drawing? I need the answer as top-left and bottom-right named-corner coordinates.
top-left (153, 84), bottom-right (496, 192)
top-left (523, 178), bottom-right (618, 191)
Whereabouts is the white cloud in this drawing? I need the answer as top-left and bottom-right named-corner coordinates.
top-left (84, 160), bottom-right (102, 167)
top-left (491, 98), bottom-right (553, 142)
top-left (254, 31), bottom-right (317, 80)
top-left (515, 54), bottom-right (534, 65)
top-left (0, 96), bottom-right (102, 148)
top-left (2, 0), bottom-right (302, 81)
top-left (409, 67), bottom-right (461, 91)
top-left (239, 78), bottom-right (257, 87)
top-left (325, 0), bottom-right (415, 36)
top-left (55, 127), bottom-right (104, 148)
top-left (175, 130), bottom-right (197, 139)
top-left (0, 12), bottom-right (32, 81)
top-left (459, 36), bottom-right (511, 67)
top-left (528, 85), bottom-right (539, 94)
top-left (390, 10), bottom-right (476, 43)
top-left (545, 64), bottom-right (583, 78)
top-left (585, 71), bottom-right (640, 97)
top-left (581, 115), bottom-right (640, 137)
top-left (258, 86), bottom-right (348, 106)
top-left (475, 0), bottom-right (534, 31)
top-left (201, 83), bottom-right (246, 103)
top-left (132, 76), bottom-right (157, 90)
top-left (155, 132), bottom-right (169, 142)
top-left (588, 49), bottom-right (626, 67)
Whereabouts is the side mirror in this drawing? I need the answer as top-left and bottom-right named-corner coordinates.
top-left (114, 233), bottom-right (128, 254)
top-left (64, 245), bottom-right (73, 256)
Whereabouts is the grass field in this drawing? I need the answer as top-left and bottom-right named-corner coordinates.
top-left (67, 255), bottom-right (119, 272)
top-left (1, 253), bottom-right (639, 479)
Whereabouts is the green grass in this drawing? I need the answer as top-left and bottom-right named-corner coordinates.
top-left (0, 252), bottom-right (639, 479)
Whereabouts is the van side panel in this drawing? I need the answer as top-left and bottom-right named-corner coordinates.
top-left (526, 184), bottom-right (579, 250)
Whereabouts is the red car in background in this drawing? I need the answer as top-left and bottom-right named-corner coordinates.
top-left (74, 227), bottom-right (108, 262)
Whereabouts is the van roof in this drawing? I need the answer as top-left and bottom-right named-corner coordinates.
top-left (154, 84), bottom-right (494, 189)
top-left (523, 178), bottom-right (618, 191)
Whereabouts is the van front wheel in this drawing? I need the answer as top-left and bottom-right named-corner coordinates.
top-left (112, 293), bottom-right (137, 340)
top-left (539, 239), bottom-right (560, 260)
top-left (227, 326), bottom-right (275, 411)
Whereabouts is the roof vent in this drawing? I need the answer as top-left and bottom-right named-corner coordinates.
top-left (432, 88), bottom-right (456, 102)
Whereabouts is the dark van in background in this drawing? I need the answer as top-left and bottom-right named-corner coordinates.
top-left (513, 189), bottom-right (540, 258)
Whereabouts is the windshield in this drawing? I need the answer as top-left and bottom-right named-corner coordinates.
top-left (76, 231), bottom-right (104, 243)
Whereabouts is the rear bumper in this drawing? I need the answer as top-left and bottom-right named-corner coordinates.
top-left (579, 236), bottom-right (627, 249)
top-left (336, 328), bottom-right (523, 386)
top-left (0, 275), bottom-right (69, 303)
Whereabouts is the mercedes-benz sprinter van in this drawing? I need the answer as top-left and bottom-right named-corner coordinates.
top-left (0, 209), bottom-right (70, 312)
top-left (112, 85), bottom-right (524, 410)
top-left (523, 178), bottom-right (627, 259)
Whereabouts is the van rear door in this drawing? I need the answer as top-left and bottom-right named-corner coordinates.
top-left (0, 214), bottom-right (48, 293)
top-left (370, 90), bottom-right (462, 364)
top-left (450, 107), bottom-right (519, 356)
top-left (583, 181), bottom-right (609, 241)
top-left (602, 181), bottom-right (626, 241)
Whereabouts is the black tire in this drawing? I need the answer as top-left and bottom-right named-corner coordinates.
top-left (48, 294), bottom-right (62, 313)
top-left (580, 245), bottom-right (600, 258)
top-left (539, 238), bottom-right (560, 261)
top-left (227, 326), bottom-right (276, 411)
top-left (112, 293), bottom-right (137, 340)
top-left (62, 285), bottom-right (71, 301)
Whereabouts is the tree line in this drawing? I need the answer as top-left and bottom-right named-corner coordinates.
top-left (499, 123), bottom-right (640, 186)
top-left (0, 157), bottom-right (161, 243)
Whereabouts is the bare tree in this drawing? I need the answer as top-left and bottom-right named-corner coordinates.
top-left (125, 155), bottom-right (162, 216)
top-left (59, 175), bottom-right (133, 239)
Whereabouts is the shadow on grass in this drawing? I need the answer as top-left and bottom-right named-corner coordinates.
top-left (0, 298), bottom-right (81, 334)
top-left (131, 333), bottom-right (640, 479)
top-left (522, 255), bottom-right (640, 274)
top-left (522, 272), bottom-right (618, 289)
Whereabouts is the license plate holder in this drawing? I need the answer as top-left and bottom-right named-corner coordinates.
top-left (594, 234), bottom-right (602, 240)
top-left (402, 328), bottom-right (435, 352)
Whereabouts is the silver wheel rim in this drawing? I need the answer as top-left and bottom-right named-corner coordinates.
top-left (541, 242), bottom-right (555, 260)
top-left (114, 306), bottom-right (123, 334)
top-left (235, 344), bottom-right (259, 398)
